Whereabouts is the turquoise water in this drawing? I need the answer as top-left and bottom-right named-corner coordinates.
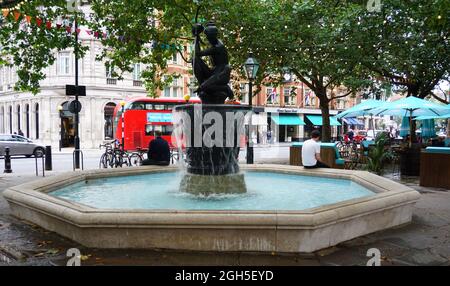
top-left (50, 172), bottom-right (375, 211)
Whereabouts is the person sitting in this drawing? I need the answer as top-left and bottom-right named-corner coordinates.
top-left (347, 128), bottom-right (354, 142)
top-left (301, 130), bottom-right (330, 169)
top-left (142, 131), bottom-right (170, 166)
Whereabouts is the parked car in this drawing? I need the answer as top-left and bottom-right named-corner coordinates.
top-left (354, 130), bottom-right (367, 143)
top-left (0, 134), bottom-right (45, 157)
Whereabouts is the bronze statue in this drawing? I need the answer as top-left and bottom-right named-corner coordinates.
top-left (192, 21), bottom-right (233, 104)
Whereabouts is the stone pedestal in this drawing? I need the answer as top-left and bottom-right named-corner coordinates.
top-left (174, 104), bottom-right (251, 176)
top-left (180, 173), bottom-right (247, 195)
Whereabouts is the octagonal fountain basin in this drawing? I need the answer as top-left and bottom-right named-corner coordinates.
top-left (4, 165), bottom-right (420, 253)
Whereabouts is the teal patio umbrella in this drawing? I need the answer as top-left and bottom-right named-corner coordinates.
top-left (336, 100), bottom-right (384, 119)
top-left (373, 97), bottom-right (450, 145)
top-left (420, 119), bottom-right (436, 139)
top-left (399, 117), bottom-right (410, 137)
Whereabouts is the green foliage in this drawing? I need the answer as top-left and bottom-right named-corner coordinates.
top-left (352, 0), bottom-right (450, 99)
top-left (366, 132), bottom-right (393, 175)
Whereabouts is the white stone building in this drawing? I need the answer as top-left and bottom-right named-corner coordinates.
top-left (0, 37), bottom-right (148, 149)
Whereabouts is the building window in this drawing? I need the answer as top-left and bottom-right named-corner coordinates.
top-left (104, 102), bottom-right (116, 140)
top-left (163, 76), bottom-right (182, 98)
top-left (9, 106), bottom-right (12, 134)
top-left (0, 106), bottom-right (4, 134)
top-left (35, 103), bottom-right (39, 139)
top-left (189, 77), bottom-right (198, 97)
top-left (25, 104), bottom-right (30, 138)
top-left (133, 63), bottom-right (141, 81)
top-left (16, 105), bottom-right (21, 133)
top-left (240, 83), bottom-right (248, 104)
top-left (58, 52), bottom-right (71, 75)
top-left (304, 88), bottom-right (316, 107)
top-left (170, 52), bottom-right (179, 65)
top-left (105, 63), bottom-right (115, 78)
top-left (284, 87), bottom-right (295, 105)
top-left (266, 87), bottom-right (278, 104)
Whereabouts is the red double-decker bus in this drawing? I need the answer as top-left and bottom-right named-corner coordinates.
top-left (113, 97), bottom-right (201, 151)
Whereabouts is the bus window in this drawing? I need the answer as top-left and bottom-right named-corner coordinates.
top-left (130, 102), bottom-right (145, 110)
top-left (166, 104), bottom-right (175, 111)
top-left (145, 103), bottom-right (153, 110)
top-left (154, 104), bottom-right (165, 110)
top-left (145, 124), bottom-right (174, 136)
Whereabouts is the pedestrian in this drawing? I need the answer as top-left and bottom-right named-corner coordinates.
top-left (347, 128), bottom-right (354, 142)
top-left (18, 130), bottom-right (24, 137)
top-left (142, 130), bottom-right (170, 166)
top-left (301, 130), bottom-right (330, 169)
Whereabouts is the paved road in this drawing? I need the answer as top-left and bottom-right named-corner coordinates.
top-left (0, 144), bottom-right (290, 175)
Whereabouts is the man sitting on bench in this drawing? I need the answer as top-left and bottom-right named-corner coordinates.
top-left (302, 130), bottom-right (330, 169)
top-left (142, 130), bottom-right (170, 166)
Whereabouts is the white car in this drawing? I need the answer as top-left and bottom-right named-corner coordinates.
top-left (0, 134), bottom-right (45, 157)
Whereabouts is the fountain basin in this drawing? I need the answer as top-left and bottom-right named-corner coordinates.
top-left (3, 165), bottom-right (420, 253)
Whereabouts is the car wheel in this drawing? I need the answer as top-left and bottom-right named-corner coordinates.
top-left (34, 147), bottom-right (45, 158)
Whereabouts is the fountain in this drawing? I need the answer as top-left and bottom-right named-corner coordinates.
top-left (2, 20), bottom-right (421, 254)
top-left (174, 21), bottom-right (251, 195)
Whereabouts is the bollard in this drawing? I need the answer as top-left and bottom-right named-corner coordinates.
top-left (45, 146), bottom-right (52, 171)
top-left (4, 147), bottom-right (12, 173)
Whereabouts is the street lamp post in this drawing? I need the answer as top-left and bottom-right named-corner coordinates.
top-left (73, 12), bottom-right (81, 169)
top-left (57, 105), bottom-right (63, 152)
top-left (120, 101), bottom-right (126, 151)
top-left (243, 53), bottom-right (260, 165)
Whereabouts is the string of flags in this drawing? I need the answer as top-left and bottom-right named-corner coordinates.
top-left (1, 8), bottom-right (109, 39)
top-left (1, 9), bottom-right (184, 51)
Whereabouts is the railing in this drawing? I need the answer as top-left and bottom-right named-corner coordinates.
top-left (1, 153), bottom-right (45, 177)
top-left (133, 80), bottom-right (143, 87)
top-left (106, 78), bottom-right (117, 85)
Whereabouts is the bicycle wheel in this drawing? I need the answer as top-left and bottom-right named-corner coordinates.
top-left (129, 153), bottom-right (143, 166)
top-left (99, 153), bottom-right (109, 169)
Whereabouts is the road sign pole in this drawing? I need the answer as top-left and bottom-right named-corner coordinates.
top-left (74, 14), bottom-right (81, 169)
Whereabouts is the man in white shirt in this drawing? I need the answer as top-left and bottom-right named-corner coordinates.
top-left (302, 130), bottom-right (330, 169)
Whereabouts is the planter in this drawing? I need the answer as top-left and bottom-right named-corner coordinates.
top-left (399, 147), bottom-right (421, 176)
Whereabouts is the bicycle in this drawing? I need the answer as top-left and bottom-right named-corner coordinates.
top-left (128, 147), bottom-right (146, 167)
top-left (99, 142), bottom-right (115, 169)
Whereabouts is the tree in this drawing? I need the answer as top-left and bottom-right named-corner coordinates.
top-left (212, 0), bottom-right (372, 142)
top-left (0, 0), bottom-right (86, 94)
top-left (353, 0), bottom-right (449, 101)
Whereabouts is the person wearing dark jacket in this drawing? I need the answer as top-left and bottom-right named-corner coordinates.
top-left (142, 131), bottom-right (170, 166)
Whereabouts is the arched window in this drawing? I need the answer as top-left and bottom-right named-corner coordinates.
top-left (0, 106), bottom-right (4, 134)
top-left (26, 104), bottom-right (30, 138)
top-left (104, 102), bottom-right (117, 140)
top-left (9, 105), bottom-right (12, 134)
top-left (35, 103), bottom-right (39, 139)
top-left (17, 104), bottom-right (21, 133)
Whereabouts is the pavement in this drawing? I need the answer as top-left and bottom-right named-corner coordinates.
top-left (0, 149), bottom-right (449, 266)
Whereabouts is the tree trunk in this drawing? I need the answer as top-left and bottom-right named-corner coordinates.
top-left (319, 98), bottom-right (332, 143)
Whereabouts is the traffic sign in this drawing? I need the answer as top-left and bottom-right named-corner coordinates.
top-left (66, 85), bottom-right (86, 96)
top-left (69, 100), bottom-right (82, 113)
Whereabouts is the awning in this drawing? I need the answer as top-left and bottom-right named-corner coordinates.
top-left (271, 115), bottom-right (305, 126)
top-left (306, 115), bottom-right (342, 126)
top-left (343, 117), bottom-right (364, 126)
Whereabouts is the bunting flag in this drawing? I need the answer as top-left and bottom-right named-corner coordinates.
top-left (13, 10), bottom-right (19, 21)
top-left (1, 10), bottom-right (180, 51)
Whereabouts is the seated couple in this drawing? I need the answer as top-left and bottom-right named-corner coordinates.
top-left (301, 130), bottom-right (330, 169)
top-left (142, 131), bottom-right (171, 166)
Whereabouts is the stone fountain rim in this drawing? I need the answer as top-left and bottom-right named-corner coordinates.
top-left (3, 165), bottom-right (420, 227)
